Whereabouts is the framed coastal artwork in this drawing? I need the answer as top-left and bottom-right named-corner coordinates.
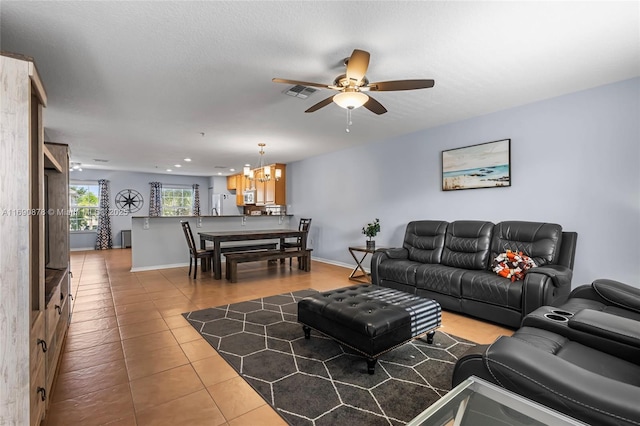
top-left (442, 139), bottom-right (511, 191)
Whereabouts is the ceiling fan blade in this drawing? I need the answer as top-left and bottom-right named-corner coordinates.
top-left (305, 95), bottom-right (335, 113)
top-left (367, 79), bottom-right (435, 91)
top-left (272, 78), bottom-right (331, 89)
top-left (363, 96), bottom-right (387, 115)
top-left (346, 49), bottom-right (370, 86)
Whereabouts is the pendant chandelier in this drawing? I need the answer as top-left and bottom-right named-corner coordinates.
top-left (244, 143), bottom-right (281, 182)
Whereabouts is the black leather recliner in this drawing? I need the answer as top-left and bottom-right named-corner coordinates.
top-left (452, 279), bottom-right (640, 426)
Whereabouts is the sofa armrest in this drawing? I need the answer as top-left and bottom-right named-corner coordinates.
top-left (376, 247), bottom-right (409, 259)
top-left (528, 264), bottom-right (573, 288)
top-left (371, 248), bottom-right (409, 285)
top-left (569, 309), bottom-right (640, 349)
top-left (521, 265), bottom-right (573, 317)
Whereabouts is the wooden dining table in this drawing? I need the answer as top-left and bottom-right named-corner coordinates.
top-left (198, 228), bottom-right (308, 280)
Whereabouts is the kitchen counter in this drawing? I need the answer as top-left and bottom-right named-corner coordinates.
top-left (131, 214), bottom-right (293, 218)
top-left (130, 214), bottom-right (293, 271)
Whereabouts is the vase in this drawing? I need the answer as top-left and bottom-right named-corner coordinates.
top-left (366, 240), bottom-right (375, 251)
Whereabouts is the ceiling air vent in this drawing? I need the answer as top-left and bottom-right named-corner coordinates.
top-left (285, 85), bottom-right (317, 99)
top-left (93, 159), bottom-right (109, 163)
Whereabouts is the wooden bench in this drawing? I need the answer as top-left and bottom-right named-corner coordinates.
top-left (219, 243), bottom-right (277, 253)
top-left (224, 249), bottom-right (312, 283)
top-left (200, 243), bottom-right (277, 272)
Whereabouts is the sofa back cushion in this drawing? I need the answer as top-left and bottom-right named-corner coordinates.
top-left (441, 221), bottom-right (494, 270)
top-left (491, 221), bottom-right (563, 267)
top-left (403, 220), bottom-right (448, 264)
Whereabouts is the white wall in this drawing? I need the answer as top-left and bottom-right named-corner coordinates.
top-left (68, 170), bottom-right (214, 250)
top-left (287, 78), bottom-right (640, 287)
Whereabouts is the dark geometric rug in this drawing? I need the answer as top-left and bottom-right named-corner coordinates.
top-left (182, 289), bottom-right (475, 426)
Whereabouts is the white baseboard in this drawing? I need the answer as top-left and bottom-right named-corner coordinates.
top-left (128, 256), bottom-right (360, 274)
top-left (130, 262), bottom-right (190, 272)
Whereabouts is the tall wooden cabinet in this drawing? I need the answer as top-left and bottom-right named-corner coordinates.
top-left (43, 142), bottom-right (71, 407)
top-left (1, 52), bottom-right (71, 426)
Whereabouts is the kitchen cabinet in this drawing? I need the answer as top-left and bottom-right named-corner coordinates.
top-left (227, 174), bottom-right (237, 190)
top-left (234, 174), bottom-right (249, 206)
top-left (254, 163), bottom-right (286, 205)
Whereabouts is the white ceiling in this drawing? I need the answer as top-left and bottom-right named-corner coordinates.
top-left (1, 1), bottom-right (638, 176)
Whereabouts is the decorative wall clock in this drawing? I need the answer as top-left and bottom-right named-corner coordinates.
top-left (115, 189), bottom-right (144, 213)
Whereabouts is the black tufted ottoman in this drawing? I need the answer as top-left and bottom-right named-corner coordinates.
top-left (298, 284), bottom-right (441, 374)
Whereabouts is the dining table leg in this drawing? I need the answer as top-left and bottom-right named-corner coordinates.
top-left (214, 239), bottom-right (222, 280)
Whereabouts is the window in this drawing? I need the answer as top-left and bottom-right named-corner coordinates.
top-left (69, 182), bottom-right (100, 231)
top-left (161, 186), bottom-right (193, 216)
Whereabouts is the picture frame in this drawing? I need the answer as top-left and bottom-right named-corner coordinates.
top-left (442, 139), bottom-right (511, 191)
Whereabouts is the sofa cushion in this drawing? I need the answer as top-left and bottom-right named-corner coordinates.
top-left (403, 220), bottom-right (448, 264)
top-left (490, 221), bottom-right (562, 267)
top-left (415, 264), bottom-right (464, 297)
top-left (460, 270), bottom-right (523, 310)
top-left (441, 221), bottom-right (493, 270)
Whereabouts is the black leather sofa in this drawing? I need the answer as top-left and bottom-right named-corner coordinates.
top-left (452, 279), bottom-right (640, 425)
top-left (371, 220), bottom-right (578, 328)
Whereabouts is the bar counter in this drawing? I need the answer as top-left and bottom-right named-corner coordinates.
top-left (130, 214), bottom-right (293, 271)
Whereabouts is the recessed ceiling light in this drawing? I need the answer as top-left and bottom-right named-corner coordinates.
top-left (166, 168), bottom-right (172, 172)
top-left (230, 168), bottom-right (235, 172)
top-left (174, 164), bottom-right (181, 167)
top-left (217, 172), bottom-right (222, 175)
top-left (184, 158), bottom-right (191, 162)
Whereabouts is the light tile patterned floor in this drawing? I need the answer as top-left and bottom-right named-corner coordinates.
top-left (43, 249), bottom-right (513, 425)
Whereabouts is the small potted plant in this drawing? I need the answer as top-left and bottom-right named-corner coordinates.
top-left (362, 218), bottom-right (380, 250)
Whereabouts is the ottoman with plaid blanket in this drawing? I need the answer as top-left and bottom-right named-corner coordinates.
top-left (297, 284), bottom-right (442, 374)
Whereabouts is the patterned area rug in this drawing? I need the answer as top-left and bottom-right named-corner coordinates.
top-left (183, 290), bottom-right (475, 425)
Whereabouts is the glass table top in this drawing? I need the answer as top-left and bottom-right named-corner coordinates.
top-left (406, 376), bottom-right (588, 426)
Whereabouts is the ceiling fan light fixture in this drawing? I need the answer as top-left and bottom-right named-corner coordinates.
top-left (333, 91), bottom-right (369, 109)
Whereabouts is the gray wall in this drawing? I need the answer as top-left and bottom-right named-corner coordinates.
top-left (287, 78), bottom-right (640, 287)
top-left (69, 170), bottom-right (216, 249)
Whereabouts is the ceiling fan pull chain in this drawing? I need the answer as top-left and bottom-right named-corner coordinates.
top-left (346, 108), bottom-right (353, 133)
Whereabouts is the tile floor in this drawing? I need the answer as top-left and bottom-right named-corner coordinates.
top-left (43, 249), bottom-right (514, 426)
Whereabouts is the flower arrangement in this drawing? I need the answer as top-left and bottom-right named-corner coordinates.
top-left (362, 218), bottom-right (380, 241)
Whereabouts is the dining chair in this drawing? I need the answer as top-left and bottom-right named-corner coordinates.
top-left (281, 218), bottom-right (312, 267)
top-left (180, 220), bottom-right (214, 279)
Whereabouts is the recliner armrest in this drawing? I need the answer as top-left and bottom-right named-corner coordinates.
top-left (592, 279), bottom-right (640, 313)
top-left (376, 247), bottom-right (409, 260)
top-left (527, 264), bottom-right (572, 288)
top-left (485, 335), bottom-right (640, 426)
top-left (569, 309), bottom-right (640, 349)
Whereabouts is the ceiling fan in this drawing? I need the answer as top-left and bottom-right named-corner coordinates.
top-left (273, 49), bottom-right (435, 115)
